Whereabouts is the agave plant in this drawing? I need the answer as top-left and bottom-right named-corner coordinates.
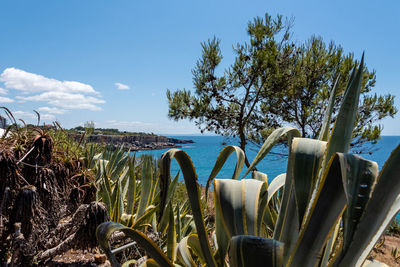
top-left (97, 55), bottom-right (399, 267)
top-left (95, 147), bottom-right (160, 230)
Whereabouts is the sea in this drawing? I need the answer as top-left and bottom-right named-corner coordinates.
top-left (136, 135), bottom-right (400, 185)
top-left (136, 135), bottom-right (400, 219)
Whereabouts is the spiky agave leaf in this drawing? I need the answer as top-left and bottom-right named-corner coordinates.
top-left (160, 149), bottom-right (217, 267)
top-left (205, 145), bottom-right (245, 199)
top-left (96, 221), bottom-right (173, 267)
top-left (213, 179), bottom-right (268, 264)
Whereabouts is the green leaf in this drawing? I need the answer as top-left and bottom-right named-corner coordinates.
top-left (228, 236), bottom-right (284, 267)
top-left (334, 144), bottom-right (400, 267)
top-left (252, 171), bottom-right (268, 183)
top-left (161, 149), bottom-right (217, 267)
top-left (318, 74), bottom-right (340, 141)
top-left (137, 156), bottom-right (155, 219)
top-left (325, 54), bottom-right (364, 159)
top-left (96, 221), bottom-right (173, 267)
top-left (126, 156), bottom-right (137, 216)
top-left (244, 127), bottom-right (301, 178)
top-left (167, 204), bottom-right (177, 262)
top-left (111, 180), bottom-right (123, 222)
top-left (205, 145), bottom-right (245, 199)
top-left (177, 234), bottom-right (206, 267)
top-left (288, 152), bottom-right (374, 267)
top-left (213, 179), bottom-right (268, 263)
top-left (291, 138), bottom-right (327, 226)
top-left (132, 205), bottom-right (157, 230)
top-left (341, 155), bottom-right (379, 253)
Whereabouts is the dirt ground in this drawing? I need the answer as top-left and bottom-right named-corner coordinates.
top-left (370, 234), bottom-right (400, 266)
top-left (47, 234), bottom-right (400, 266)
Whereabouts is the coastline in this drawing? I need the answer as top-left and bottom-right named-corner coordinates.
top-left (73, 134), bottom-right (194, 151)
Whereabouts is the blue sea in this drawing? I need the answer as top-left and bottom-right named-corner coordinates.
top-left (137, 135), bottom-right (400, 220)
top-left (136, 135), bottom-right (400, 185)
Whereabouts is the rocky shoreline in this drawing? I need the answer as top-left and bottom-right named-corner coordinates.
top-left (81, 134), bottom-right (194, 151)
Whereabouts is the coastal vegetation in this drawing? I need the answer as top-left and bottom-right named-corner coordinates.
top-left (167, 13), bottom-right (396, 164)
top-left (0, 107), bottom-right (107, 265)
top-left (0, 12), bottom-right (399, 267)
top-left (97, 55), bottom-right (400, 267)
top-left (70, 126), bottom-right (157, 137)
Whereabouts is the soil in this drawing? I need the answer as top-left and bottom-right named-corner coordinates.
top-left (370, 234), bottom-right (400, 266)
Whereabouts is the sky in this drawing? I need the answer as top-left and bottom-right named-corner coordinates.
top-left (0, 0), bottom-right (399, 135)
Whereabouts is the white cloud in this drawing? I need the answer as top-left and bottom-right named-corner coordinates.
top-left (115, 82), bottom-right (130, 90)
top-left (13, 110), bottom-right (55, 122)
top-left (17, 92), bottom-right (105, 111)
top-left (106, 120), bottom-right (152, 128)
top-left (1, 68), bottom-right (98, 94)
top-left (13, 110), bottom-right (36, 119)
top-left (0, 67), bottom-right (105, 111)
top-left (0, 87), bottom-right (8, 95)
top-left (0, 96), bottom-right (14, 103)
top-left (40, 113), bottom-right (56, 121)
top-left (38, 106), bottom-right (67, 114)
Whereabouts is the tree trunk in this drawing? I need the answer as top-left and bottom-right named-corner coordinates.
top-left (239, 131), bottom-right (251, 168)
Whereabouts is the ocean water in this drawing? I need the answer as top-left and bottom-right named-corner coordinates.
top-left (136, 135), bottom-right (400, 185)
top-left (136, 135), bottom-right (400, 220)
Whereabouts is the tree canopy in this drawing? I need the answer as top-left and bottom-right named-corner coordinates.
top-left (167, 13), bottom-right (396, 163)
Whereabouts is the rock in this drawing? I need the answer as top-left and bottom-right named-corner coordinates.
top-left (71, 134), bottom-right (194, 151)
top-left (94, 254), bottom-right (107, 264)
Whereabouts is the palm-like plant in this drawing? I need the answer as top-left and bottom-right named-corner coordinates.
top-left (97, 55), bottom-right (399, 267)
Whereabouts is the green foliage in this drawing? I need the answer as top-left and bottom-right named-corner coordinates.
top-left (94, 147), bottom-right (160, 231)
top-left (387, 218), bottom-right (400, 235)
top-left (167, 13), bottom-right (396, 158)
top-left (98, 56), bottom-right (400, 267)
top-left (70, 126), bottom-right (156, 136)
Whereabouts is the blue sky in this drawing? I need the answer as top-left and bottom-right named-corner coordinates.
top-left (0, 0), bottom-right (399, 135)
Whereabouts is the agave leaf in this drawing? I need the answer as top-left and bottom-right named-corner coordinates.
top-left (121, 259), bottom-right (137, 267)
top-left (228, 236), bottom-right (284, 267)
top-left (111, 180), bottom-right (123, 222)
top-left (318, 74), bottom-right (340, 141)
top-left (176, 202), bottom-right (182, 242)
top-left (213, 179), bottom-right (268, 263)
top-left (137, 156), bottom-right (154, 219)
top-left (272, 142), bottom-right (299, 262)
top-left (132, 205), bottom-right (157, 230)
top-left (267, 173), bottom-right (285, 204)
top-left (341, 155), bottom-right (379, 252)
top-left (161, 149), bottom-right (217, 267)
top-left (205, 145), bottom-right (245, 199)
top-left (325, 54), bottom-right (364, 161)
top-left (243, 127), bottom-right (301, 178)
top-left (126, 156), bottom-right (137, 216)
top-left (138, 259), bottom-right (161, 267)
top-left (108, 147), bottom-right (130, 181)
top-left (334, 144), bottom-right (400, 267)
top-left (252, 171), bottom-right (268, 183)
top-left (321, 150), bottom-right (378, 266)
top-left (96, 221), bottom-right (173, 267)
top-left (120, 213), bottom-right (135, 228)
top-left (289, 152), bottom-right (374, 267)
top-left (100, 180), bottom-right (112, 214)
top-left (158, 172), bottom-right (180, 230)
top-left (288, 154), bottom-right (345, 266)
top-left (167, 204), bottom-right (177, 262)
top-left (263, 174), bottom-right (283, 232)
top-left (291, 138), bottom-right (327, 226)
top-left (177, 234), bottom-right (206, 267)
